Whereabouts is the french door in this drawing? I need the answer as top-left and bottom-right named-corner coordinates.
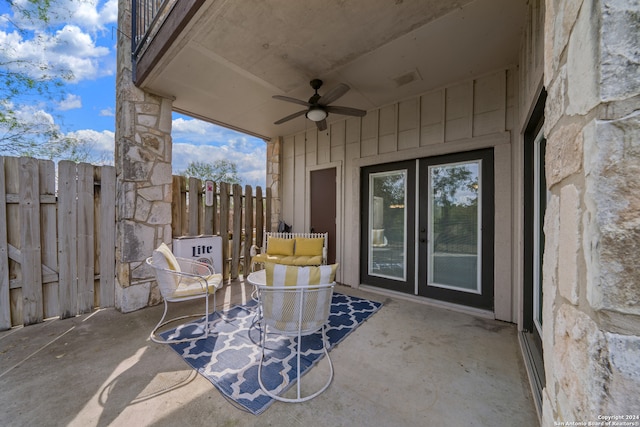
top-left (361, 150), bottom-right (494, 310)
top-left (418, 149), bottom-right (494, 309)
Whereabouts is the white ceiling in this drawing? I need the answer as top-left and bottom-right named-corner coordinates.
top-left (138, 0), bottom-right (528, 140)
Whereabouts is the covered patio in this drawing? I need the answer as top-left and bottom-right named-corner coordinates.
top-left (0, 279), bottom-right (536, 426)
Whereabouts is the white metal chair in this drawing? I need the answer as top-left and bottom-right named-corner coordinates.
top-left (146, 243), bottom-right (223, 344)
top-left (256, 280), bottom-right (335, 402)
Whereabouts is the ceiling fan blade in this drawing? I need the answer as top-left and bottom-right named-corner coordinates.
top-left (318, 83), bottom-right (350, 105)
top-left (272, 95), bottom-right (310, 107)
top-left (316, 119), bottom-right (327, 131)
top-left (325, 105), bottom-right (367, 117)
top-left (274, 109), bottom-right (307, 124)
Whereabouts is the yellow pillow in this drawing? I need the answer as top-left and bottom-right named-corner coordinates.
top-left (266, 237), bottom-right (295, 256)
top-left (294, 237), bottom-right (324, 256)
top-left (265, 262), bottom-right (339, 286)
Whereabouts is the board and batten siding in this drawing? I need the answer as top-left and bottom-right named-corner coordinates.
top-left (280, 67), bottom-right (520, 322)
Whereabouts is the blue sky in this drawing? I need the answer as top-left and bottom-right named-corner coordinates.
top-left (0, 0), bottom-right (266, 187)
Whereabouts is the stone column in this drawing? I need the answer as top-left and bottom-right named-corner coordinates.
top-left (115, 0), bottom-right (174, 312)
top-left (266, 137), bottom-right (282, 230)
top-left (542, 0), bottom-right (640, 423)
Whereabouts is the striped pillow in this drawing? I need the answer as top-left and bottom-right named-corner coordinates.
top-left (153, 242), bottom-right (180, 271)
top-left (265, 262), bottom-right (338, 286)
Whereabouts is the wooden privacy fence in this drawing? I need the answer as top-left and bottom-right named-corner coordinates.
top-left (0, 157), bottom-right (116, 329)
top-left (171, 176), bottom-right (272, 280)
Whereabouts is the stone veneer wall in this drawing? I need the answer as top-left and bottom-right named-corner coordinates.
top-left (542, 0), bottom-right (640, 423)
top-left (266, 137), bottom-right (282, 230)
top-left (115, 0), bottom-right (174, 312)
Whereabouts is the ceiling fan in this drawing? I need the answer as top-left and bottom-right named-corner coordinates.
top-left (272, 79), bottom-right (366, 131)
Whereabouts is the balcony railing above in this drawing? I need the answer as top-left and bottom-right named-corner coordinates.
top-left (131, 0), bottom-right (176, 61)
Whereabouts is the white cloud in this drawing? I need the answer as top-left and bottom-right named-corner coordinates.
top-left (67, 0), bottom-right (118, 32)
top-left (68, 128), bottom-right (114, 151)
top-left (99, 107), bottom-right (114, 117)
top-left (171, 117), bottom-right (267, 187)
top-left (62, 117), bottom-right (265, 186)
top-left (12, 104), bottom-right (55, 126)
top-left (0, 25), bottom-right (111, 82)
top-left (172, 117), bottom-right (211, 136)
top-left (58, 93), bottom-right (82, 110)
top-left (65, 128), bottom-right (115, 163)
top-left (8, 0), bottom-right (118, 33)
top-left (0, 2), bottom-right (114, 83)
top-left (173, 141), bottom-right (266, 186)
top-left (171, 118), bottom-right (241, 144)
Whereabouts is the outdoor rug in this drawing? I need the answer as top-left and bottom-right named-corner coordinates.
top-left (161, 292), bottom-right (382, 415)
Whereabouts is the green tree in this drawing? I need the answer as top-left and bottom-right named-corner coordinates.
top-left (431, 165), bottom-right (479, 252)
top-left (0, 0), bottom-right (89, 160)
top-left (180, 160), bottom-right (241, 185)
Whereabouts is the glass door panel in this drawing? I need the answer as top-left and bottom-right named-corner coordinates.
top-left (369, 170), bottom-right (408, 281)
top-left (428, 161), bottom-right (481, 293)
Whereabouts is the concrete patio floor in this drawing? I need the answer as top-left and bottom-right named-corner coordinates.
top-left (0, 279), bottom-right (537, 426)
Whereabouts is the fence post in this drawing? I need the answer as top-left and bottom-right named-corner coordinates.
top-left (20, 157), bottom-right (43, 325)
top-left (231, 184), bottom-right (242, 279)
top-left (204, 181), bottom-right (216, 235)
top-left (220, 182), bottom-right (230, 280)
top-left (266, 187), bottom-right (272, 232)
top-left (244, 185), bottom-right (253, 275)
top-left (98, 166), bottom-right (116, 308)
top-left (171, 176), bottom-right (183, 238)
top-left (58, 161), bottom-right (78, 319)
top-left (77, 163), bottom-right (95, 314)
top-left (255, 186), bottom-right (263, 250)
top-left (0, 158), bottom-right (9, 330)
top-left (40, 159), bottom-right (57, 319)
top-left (188, 177), bottom-right (200, 236)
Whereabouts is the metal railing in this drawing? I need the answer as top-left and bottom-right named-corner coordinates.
top-left (131, 0), bottom-right (175, 60)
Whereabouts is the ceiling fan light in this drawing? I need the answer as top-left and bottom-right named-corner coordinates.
top-left (306, 107), bottom-right (327, 122)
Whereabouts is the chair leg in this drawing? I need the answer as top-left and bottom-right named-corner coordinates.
top-left (204, 289), bottom-right (210, 337)
top-left (149, 300), bottom-right (170, 344)
top-left (207, 288), bottom-right (220, 332)
top-left (257, 324), bottom-right (334, 403)
top-left (149, 296), bottom-right (212, 344)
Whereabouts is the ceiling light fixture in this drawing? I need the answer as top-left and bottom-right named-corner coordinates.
top-left (306, 107), bottom-right (327, 122)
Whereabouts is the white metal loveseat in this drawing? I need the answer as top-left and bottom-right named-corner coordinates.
top-left (250, 232), bottom-right (328, 271)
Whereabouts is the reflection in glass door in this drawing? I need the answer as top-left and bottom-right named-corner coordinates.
top-left (368, 170), bottom-right (408, 281)
top-left (428, 161), bottom-right (481, 293)
top-left (419, 149), bottom-right (494, 309)
top-left (360, 160), bottom-right (415, 292)
top-left (532, 131), bottom-right (546, 336)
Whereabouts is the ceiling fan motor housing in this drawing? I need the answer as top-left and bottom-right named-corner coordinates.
top-left (310, 79), bottom-right (323, 91)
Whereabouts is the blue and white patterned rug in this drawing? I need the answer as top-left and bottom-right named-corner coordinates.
top-left (161, 292), bottom-right (382, 415)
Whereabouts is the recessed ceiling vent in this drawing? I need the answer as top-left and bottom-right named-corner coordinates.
top-left (391, 69), bottom-right (422, 87)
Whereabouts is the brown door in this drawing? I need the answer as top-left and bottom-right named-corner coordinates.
top-left (310, 168), bottom-right (336, 264)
